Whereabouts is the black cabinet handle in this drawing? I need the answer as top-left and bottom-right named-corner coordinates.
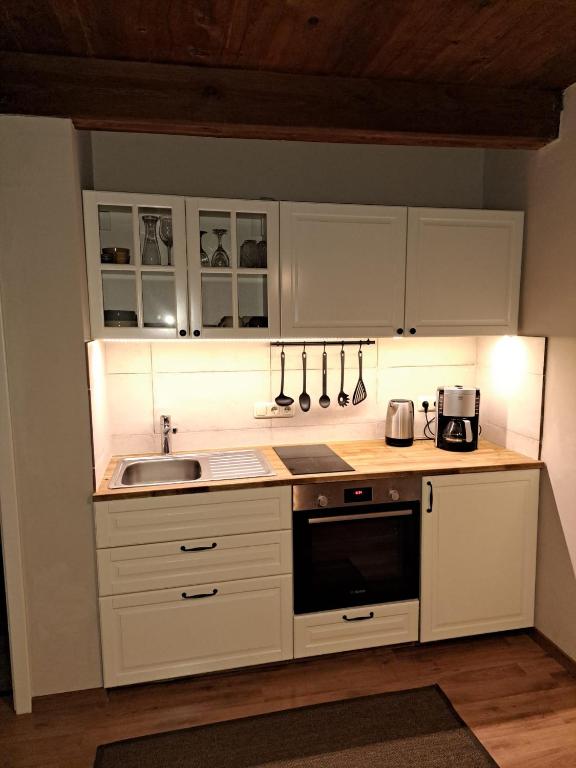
top-left (181, 588), bottom-right (218, 600)
top-left (426, 481), bottom-right (433, 513)
top-left (193, 329), bottom-right (201, 337)
top-left (343, 611), bottom-right (374, 622)
top-left (179, 329), bottom-right (187, 337)
top-left (396, 328), bottom-right (404, 335)
top-left (180, 542), bottom-right (217, 553)
top-left (409, 327), bottom-right (417, 335)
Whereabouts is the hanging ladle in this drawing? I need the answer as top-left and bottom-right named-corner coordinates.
top-left (299, 344), bottom-right (311, 412)
top-left (275, 344), bottom-right (294, 407)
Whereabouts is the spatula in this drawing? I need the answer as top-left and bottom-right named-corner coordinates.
top-left (352, 345), bottom-right (367, 405)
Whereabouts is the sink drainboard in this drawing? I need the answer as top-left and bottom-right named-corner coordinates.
top-left (208, 450), bottom-right (272, 480)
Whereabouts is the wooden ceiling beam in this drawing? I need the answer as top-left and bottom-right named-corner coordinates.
top-left (0, 52), bottom-right (562, 149)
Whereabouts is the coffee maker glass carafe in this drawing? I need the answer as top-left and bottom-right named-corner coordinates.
top-left (442, 418), bottom-right (473, 444)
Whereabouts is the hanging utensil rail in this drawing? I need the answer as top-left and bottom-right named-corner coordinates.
top-left (271, 340), bottom-right (375, 347)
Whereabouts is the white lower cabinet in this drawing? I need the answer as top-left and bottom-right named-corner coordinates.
top-left (95, 486), bottom-right (293, 687)
top-left (420, 470), bottom-right (539, 642)
top-left (294, 601), bottom-right (419, 659)
top-left (100, 575), bottom-right (293, 687)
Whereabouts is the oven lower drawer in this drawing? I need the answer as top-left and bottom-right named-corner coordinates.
top-left (294, 600), bottom-right (419, 659)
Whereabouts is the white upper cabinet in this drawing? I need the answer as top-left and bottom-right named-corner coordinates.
top-left (186, 198), bottom-right (280, 339)
top-left (405, 208), bottom-right (524, 336)
top-left (84, 191), bottom-right (189, 339)
top-left (280, 203), bottom-right (407, 337)
top-left (84, 194), bottom-right (524, 340)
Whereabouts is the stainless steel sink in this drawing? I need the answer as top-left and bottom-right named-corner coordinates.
top-left (109, 450), bottom-right (274, 489)
top-left (120, 457), bottom-right (202, 486)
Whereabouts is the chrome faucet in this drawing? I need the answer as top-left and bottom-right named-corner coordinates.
top-left (160, 415), bottom-right (177, 455)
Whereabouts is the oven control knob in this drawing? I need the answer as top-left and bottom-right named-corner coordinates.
top-left (389, 489), bottom-right (400, 501)
top-left (317, 494), bottom-right (329, 508)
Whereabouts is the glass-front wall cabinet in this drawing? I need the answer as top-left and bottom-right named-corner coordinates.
top-left (84, 193), bottom-right (279, 339)
top-left (84, 192), bottom-right (188, 339)
top-left (186, 198), bottom-right (279, 338)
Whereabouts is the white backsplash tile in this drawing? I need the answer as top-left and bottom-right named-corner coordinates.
top-left (87, 340), bottom-right (110, 485)
top-left (378, 337), bottom-right (477, 368)
top-left (107, 373), bottom-right (154, 435)
top-left (477, 336), bottom-right (545, 375)
top-left (506, 373), bottom-right (544, 440)
top-left (94, 335), bottom-right (545, 469)
top-left (106, 342), bottom-right (151, 374)
top-left (152, 371), bottom-right (271, 433)
top-left (271, 343), bottom-right (377, 371)
top-left (151, 341), bottom-right (270, 373)
top-left (268, 422), bottom-right (381, 446)
top-left (111, 433), bottom-right (158, 455)
top-left (171, 427), bottom-right (274, 452)
top-left (378, 365), bottom-right (478, 406)
top-left (504, 431), bottom-right (540, 459)
top-left (270, 367), bottom-right (380, 426)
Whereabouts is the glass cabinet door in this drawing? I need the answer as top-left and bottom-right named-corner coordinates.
top-left (83, 192), bottom-right (188, 339)
top-left (186, 199), bottom-right (280, 338)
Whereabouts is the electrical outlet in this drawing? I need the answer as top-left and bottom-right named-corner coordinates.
top-left (417, 395), bottom-right (436, 412)
top-left (253, 401), bottom-right (295, 419)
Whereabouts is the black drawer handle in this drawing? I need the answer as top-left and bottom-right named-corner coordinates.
top-left (342, 611), bottom-right (374, 622)
top-left (426, 481), bottom-right (433, 513)
top-left (180, 542), bottom-right (217, 553)
top-left (181, 588), bottom-right (218, 600)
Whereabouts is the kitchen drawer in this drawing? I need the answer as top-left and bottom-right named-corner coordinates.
top-left (97, 530), bottom-right (292, 596)
top-left (100, 575), bottom-right (293, 687)
top-left (294, 600), bottom-right (419, 659)
top-left (95, 486), bottom-right (291, 548)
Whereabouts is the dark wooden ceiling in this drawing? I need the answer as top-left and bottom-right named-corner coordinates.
top-left (3, 0), bottom-right (576, 88)
top-left (1, 0), bottom-right (576, 147)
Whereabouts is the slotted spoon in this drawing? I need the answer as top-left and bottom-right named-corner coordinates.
top-left (352, 345), bottom-right (367, 405)
top-left (337, 348), bottom-right (349, 407)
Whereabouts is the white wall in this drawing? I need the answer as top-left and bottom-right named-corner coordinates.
top-left (89, 132), bottom-right (486, 208)
top-left (485, 84), bottom-right (576, 660)
top-left (0, 116), bottom-right (102, 696)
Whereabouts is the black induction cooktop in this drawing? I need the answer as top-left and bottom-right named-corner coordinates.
top-left (274, 444), bottom-right (355, 475)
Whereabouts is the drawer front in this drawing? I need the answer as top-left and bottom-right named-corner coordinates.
top-left (100, 575), bottom-right (293, 687)
top-left (97, 530), bottom-right (292, 596)
top-left (294, 600), bottom-right (419, 659)
top-left (95, 486), bottom-right (291, 548)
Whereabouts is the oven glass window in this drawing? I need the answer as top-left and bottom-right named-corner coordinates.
top-left (294, 504), bottom-right (419, 614)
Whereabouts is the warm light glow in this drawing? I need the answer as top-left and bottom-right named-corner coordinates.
top-left (164, 314), bottom-right (175, 326)
top-left (489, 336), bottom-right (527, 395)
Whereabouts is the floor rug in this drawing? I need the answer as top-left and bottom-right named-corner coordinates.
top-left (95, 684), bottom-right (498, 767)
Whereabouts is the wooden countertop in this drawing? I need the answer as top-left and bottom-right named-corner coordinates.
top-left (94, 439), bottom-right (543, 501)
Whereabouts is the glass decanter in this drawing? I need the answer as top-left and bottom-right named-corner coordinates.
top-left (211, 228), bottom-right (230, 267)
top-left (141, 215), bottom-right (161, 265)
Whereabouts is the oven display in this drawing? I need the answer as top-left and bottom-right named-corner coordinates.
top-left (344, 486), bottom-right (373, 503)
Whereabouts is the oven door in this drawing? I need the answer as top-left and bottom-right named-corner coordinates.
top-left (293, 502), bottom-right (420, 615)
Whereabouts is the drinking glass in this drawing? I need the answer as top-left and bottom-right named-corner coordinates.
top-left (200, 230), bottom-right (211, 266)
top-left (158, 216), bottom-right (173, 266)
top-left (211, 229), bottom-right (230, 267)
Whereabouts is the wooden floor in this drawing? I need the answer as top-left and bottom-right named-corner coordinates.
top-left (1, 632), bottom-right (575, 768)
